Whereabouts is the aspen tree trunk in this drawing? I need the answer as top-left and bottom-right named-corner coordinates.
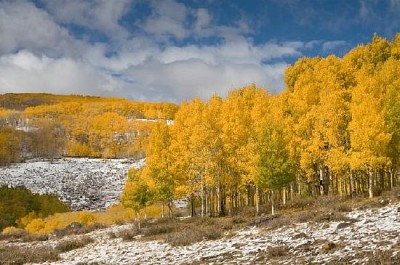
top-left (282, 187), bottom-right (286, 207)
top-left (390, 169), bottom-right (394, 190)
top-left (338, 176), bottom-right (343, 198)
top-left (350, 172), bottom-right (355, 198)
top-left (255, 186), bottom-right (259, 216)
top-left (136, 212), bottom-right (141, 230)
top-left (161, 202), bottom-right (165, 218)
top-left (238, 191), bottom-right (241, 208)
top-left (168, 201), bottom-right (173, 218)
top-left (368, 170), bottom-right (374, 199)
top-left (271, 190), bottom-right (275, 216)
top-left (319, 165), bottom-right (324, 196)
top-left (205, 188), bottom-right (208, 216)
top-left (191, 195), bottom-right (196, 217)
top-left (201, 179), bottom-right (204, 218)
top-left (297, 175), bottom-right (301, 196)
top-left (290, 183), bottom-right (294, 201)
top-left (217, 186), bottom-right (220, 214)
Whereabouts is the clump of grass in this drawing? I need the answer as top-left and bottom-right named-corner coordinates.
top-left (335, 202), bottom-right (353, 212)
top-left (165, 225), bottom-right (223, 246)
top-left (55, 236), bottom-right (95, 252)
top-left (23, 233), bottom-right (49, 242)
top-left (166, 227), bottom-right (202, 246)
top-left (0, 229), bottom-right (49, 242)
top-left (320, 241), bottom-right (337, 254)
top-left (365, 249), bottom-right (400, 264)
top-left (0, 245), bottom-right (59, 264)
top-left (142, 222), bottom-right (176, 237)
top-left (267, 245), bottom-right (290, 258)
top-left (54, 223), bottom-right (107, 237)
top-left (114, 226), bottom-right (140, 241)
top-left (0, 229), bottom-right (29, 241)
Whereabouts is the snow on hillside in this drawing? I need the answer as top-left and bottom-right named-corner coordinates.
top-left (0, 158), bottom-right (144, 211)
top-left (24, 201), bottom-right (399, 264)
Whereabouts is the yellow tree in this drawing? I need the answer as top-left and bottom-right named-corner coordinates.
top-left (220, 85), bottom-right (259, 211)
top-left (145, 121), bottom-right (174, 217)
top-left (168, 99), bottom-right (206, 216)
top-left (121, 167), bottom-right (155, 228)
top-left (349, 71), bottom-right (392, 198)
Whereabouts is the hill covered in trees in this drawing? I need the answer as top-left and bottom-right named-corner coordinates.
top-left (0, 94), bottom-right (179, 164)
top-left (121, 34), bottom-right (400, 218)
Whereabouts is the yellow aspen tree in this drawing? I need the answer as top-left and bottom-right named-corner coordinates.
top-left (146, 122), bottom-right (174, 217)
top-left (349, 72), bottom-right (392, 198)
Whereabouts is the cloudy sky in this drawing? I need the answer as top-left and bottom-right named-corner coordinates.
top-left (0, 0), bottom-right (399, 103)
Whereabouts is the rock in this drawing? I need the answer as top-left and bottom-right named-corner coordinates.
top-left (293, 232), bottom-right (309, 239)
top-left (320, 241), bottom-right (336, 254)
top-left (379, 199), bottom-right (390, 206)
top-left (336, 222), bottom-right (352, 230)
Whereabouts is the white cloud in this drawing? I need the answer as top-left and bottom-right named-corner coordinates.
top-left (0, 1), bottom-right (76, 55)
top-left (322, 40), bottom-right (348, 53)
top-left (39, 0), bottom-right (131, 39)
top-left (194, 8), bottom-right (212, 33)
top-left (120, 39), bottom-right (295, 102)
top-left (390, 0), bottom-right (400, 10)
top-left (139, 0), bottom-right (189, 39)
top-left (0, 0), bottom-right (324, 103)
top-left (0, 50), bottom-right (124, 96)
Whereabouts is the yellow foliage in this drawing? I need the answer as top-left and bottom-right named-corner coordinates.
top-left (2, 226), bottom-right (22, 234)
top-left (78, 211), bottom-right (96, 225)
top-left (17, 212), bottom-right (38, 228)
top-left (25, 218), bottom-right (46, 234)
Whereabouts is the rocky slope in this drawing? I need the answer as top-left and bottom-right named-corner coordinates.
top-left (8, 200), bottom-right (394, 264)
top-left (0, 158), bottom-right (144, 210)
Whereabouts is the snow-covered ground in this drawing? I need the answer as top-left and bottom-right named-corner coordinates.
top-left (8, 200), bottom-right (395, 264)
top-left (0, 158), bottom-right (144, 211)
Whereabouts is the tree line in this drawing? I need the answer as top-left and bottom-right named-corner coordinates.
top-left (122, 34), bottom-right (400, 217)
top-left (0, 95), bottom-right (179, 163)
top-left (0, 186), bottom-right (70, 231)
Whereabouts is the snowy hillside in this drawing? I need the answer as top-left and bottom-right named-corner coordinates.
top-left (17, 200), bottom-right (398, 264)
top-left (0, 158), bottom-right (144, 210)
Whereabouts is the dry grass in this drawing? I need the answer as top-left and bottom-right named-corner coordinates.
top-left (0, 245), bottom-right (59, 264)
top-left (0, 229), bottom-right (49, 242)
top-left (165, 224), bottom-right (223, 246)
top-left (111, 216), bottom-right (235, 246)
top-left (114, 226), bottom-right (140, 241)
top-left (54, 223), bottom-right (107, 238)
top-left (55, 236), bottom-right (95, 252)
top-left (267, 245), bottom-right (290, 258)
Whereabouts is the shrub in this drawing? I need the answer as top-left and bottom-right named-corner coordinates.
top-left (0, 245), bottom-right (59, 264)
top-left (166, 228), bottom-right (203, 246)
top-left (335, 203), bottom-right (353, 212)
top-left (267, 245), bottom-right (290, 258)
top-left (56, 236), bottom-right (95, 252)
top-left (78, 211), bottom-right (96, 225)
top-left (0, 227), bottom-right (28, 241)
top-left (117, 227), bottom-right (140, 241)
top-left (54, 222), bottom-right (106, 238)
top-left (165, 225), bottom-right (223, 246)
top-left (0, 186), bottom-right (69, 231)
top-left (25, 218), bottom-right (46, 233)
top-left (142, 223), bottom-right (176, 237)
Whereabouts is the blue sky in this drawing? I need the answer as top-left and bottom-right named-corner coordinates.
top-left (0, 0), bottom-right (399, 103)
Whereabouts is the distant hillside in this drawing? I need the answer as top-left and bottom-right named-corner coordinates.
top-left (0, 93), bottom-right (179, 163)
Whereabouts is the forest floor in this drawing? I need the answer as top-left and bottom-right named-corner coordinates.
top-left (1, 193), bottom-right (399, 264)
